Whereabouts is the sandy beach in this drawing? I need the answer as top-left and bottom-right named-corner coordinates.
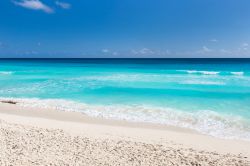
top-left (2, 0), bottom-right (250, 164)
top-left (0, 102), bottom-right (250, 165)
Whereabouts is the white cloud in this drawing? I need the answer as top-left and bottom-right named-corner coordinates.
top-left (220, 49), bottom-right (231, 54)
top-left (13, 0), bottom-right (54, 13)
top-left (55, 1), bottom-right (71, 9)
top-left (130, 48), bottom-right (173, 57)
top-left (202, 46), bottom-right (212, 52)
top-left (242, 43), bottom-right (249, 47)
top-left (139, 48), bottom-right (154, 54)
top-left (238, 43), bottom-right (249, 51)
top-left (181, 46), bottom-right (213, 56)
top-left (151, 49), bottom-right (171, 56)
top-left (242, 43), bottom-right (249, 50)
top-left (101, 49), bottom-right (119, 56)
top-left (24, 50), bottom-right (38, 55)
top-left (102, 49), bottom-right (109, 53)
top-left (132, 48), bottom-right (154, 55)
top-left (210, 39), bottom-right (218, 42)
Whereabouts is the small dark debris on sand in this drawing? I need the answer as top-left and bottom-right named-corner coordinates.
top-left (0, 100), bottom-right (17, 105)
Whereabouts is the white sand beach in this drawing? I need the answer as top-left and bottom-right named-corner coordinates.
top-left (0, 102), bottom-right (250, 165)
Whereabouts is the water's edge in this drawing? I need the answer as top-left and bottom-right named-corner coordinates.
top-left (1, 97), bottom-right (250, 141)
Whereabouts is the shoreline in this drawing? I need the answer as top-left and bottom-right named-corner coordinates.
top-left (0, 101), bottom-right (196, 133)
top-left (1, 102), bottom-right (250, 158)
top-left (1, 97), bottom-right (249, 141)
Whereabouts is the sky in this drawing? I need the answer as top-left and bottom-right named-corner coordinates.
top-left (0, 0), bottom-right (250, 58)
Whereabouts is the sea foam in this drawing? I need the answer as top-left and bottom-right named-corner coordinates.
top-left (231, 72), bottom-right (244, 76)
top-left (185, 70), bottom-right (220, 75)
top-left (180, 80), bottom-right (225, 85)
top-left (1, 97), bottom-right (250, 141)
top-left (0, 71), bottom-right (13, 75)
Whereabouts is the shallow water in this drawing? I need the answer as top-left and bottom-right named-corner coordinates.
top-left (1, 59), bottom-right (250, 140)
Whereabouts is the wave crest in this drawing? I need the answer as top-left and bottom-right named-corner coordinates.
top-left (231, 72), bottom-right (244, 76)
top-left (182, 70), bottom-right (220, 75)
top-left (0, 71), bottom-right (13, 75)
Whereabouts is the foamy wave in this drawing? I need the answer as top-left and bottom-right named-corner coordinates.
top-left (74, 73), bottom-right (180, 83)
top-left (0, 71), bottom-right (13, 75)
top-left (180, 80), bottom-right (225, 85)
top-left (181, 70), bottom-right (247, 76)
top-left (231, 72), bottom-right (244, 76)
top-left (74, 73), bottom-right (219, 83)
top-left (184, 70), bottom-right (220, 75)
top-left (1, 97), bottom-right (250, 141)
top-left (83, 74), bottom-right (142, 82)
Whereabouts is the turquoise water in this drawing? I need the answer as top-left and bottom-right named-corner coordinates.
top-left (1, 59), bottom-right (250, 140)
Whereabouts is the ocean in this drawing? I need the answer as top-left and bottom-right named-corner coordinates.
top-left (0, 58), bottom-right (250, 140)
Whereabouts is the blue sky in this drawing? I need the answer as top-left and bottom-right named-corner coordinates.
top-left (0, 0), bottom-right (250, 58)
